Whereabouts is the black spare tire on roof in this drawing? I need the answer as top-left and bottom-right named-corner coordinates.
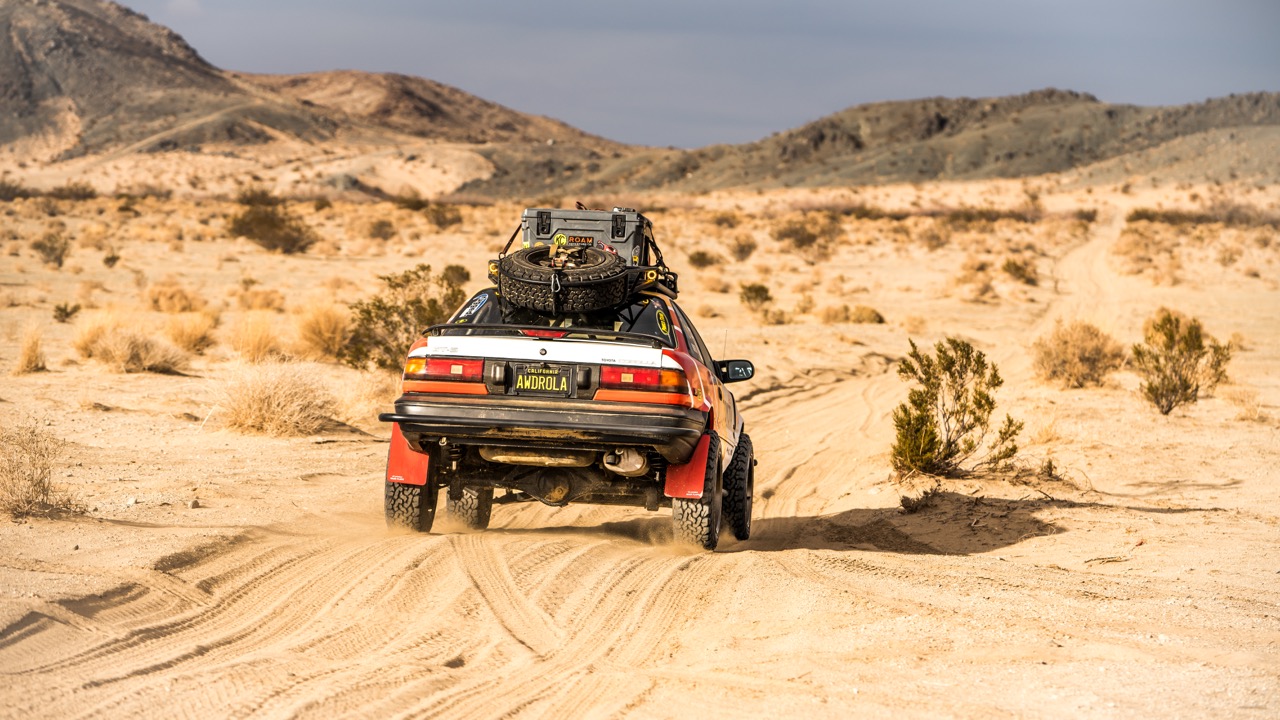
top-left (497, 245), bottom-right (628, 313)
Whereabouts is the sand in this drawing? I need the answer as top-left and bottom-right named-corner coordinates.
top-left (1, 176), bottom-right (1278, 718)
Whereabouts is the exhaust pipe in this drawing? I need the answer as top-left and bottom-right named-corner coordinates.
top-left (479, 447), bottom-right (594, 467)
top-left (603, 448), bottom-right (649, 477)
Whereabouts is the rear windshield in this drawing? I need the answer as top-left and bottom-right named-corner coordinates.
top-left (448, 288), bottom-right (677, 347)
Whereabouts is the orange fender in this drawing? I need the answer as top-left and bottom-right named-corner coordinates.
top-left (664, 433), bottom-right (710, 499)
top-left (386, 424), bottom-right (430, 486)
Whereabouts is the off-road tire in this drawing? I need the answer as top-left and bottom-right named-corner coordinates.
top-left (445, 486), bottom-right (494, 530)
top-left (498, 245), bottom-right (628, 313)
top-left (671, 434), bottom-right (722, 551)
top-left (385, 481), bottom-right (437, 532)
top-left (722, 433), bottom-right (753, 541)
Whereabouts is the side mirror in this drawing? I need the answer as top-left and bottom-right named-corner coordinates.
top-left (717, 360), bottom-right (754, 383)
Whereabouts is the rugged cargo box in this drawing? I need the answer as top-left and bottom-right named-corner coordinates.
top-left (520, 208), bottom-right (657, 267)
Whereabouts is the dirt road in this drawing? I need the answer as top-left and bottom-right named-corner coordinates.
top-left (2, 198), bottom-right (1278, 719)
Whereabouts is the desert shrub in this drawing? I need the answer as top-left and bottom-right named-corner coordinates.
top-left (294, 304), bottom-right (351, 359)
top-left (819, 305), bottom-right (850, 324)
top-left (710, 211), bottom-right (740, 228)
top-left (313, 197), bottom-right (333, 211)
top-left (441, 264), bottom-right (471, 287)
top-left (942, 206), bottom-right (1038, 228)
top-left (165, 312), bottom-right (218, 354)
top-left (738, 283), bottom-right (773, 311)
top-left (773, 219), bottom-right (819, 249)
top-left (1074, 208), bottom-right (1098, 223)
top-left (103, 247), bottom-right (121, 268)
top-left (916, 224), bottom-right (950, 251)
top-left (0, 179), bottom-right (35, 201)
top-left (222, 363), bottom-right (336, 436)
top-left (45, 182), bottom-right (97, 201)
top-left (237, 288), bottom-right (286, 312)
top-left (340, 264), bottom-right (467, 370)
top-left (369, 219), bottom-right (396, 240)
top-left (687, 250), bottom-right (721, 269)
top-left (229, 311), bottom-right (282, 363)
top-left (1127, 204), bottom-right (1280, 229)
top-left (31, 232), bottom-right (70, 268)
top-left (849, 305), bottom-right (885, 324)
top-left (425, 203), bottom-right (463, 229)
top-left (785, 213), bottom-right (840, 262)
top-left (12, 328), bottom-right (46, 375)
top-left (53, 302), bottom-right (81, 323)
top-left (891, 338), bottom-right (1022, 477)
top-left (1032, 320), bottom-right (1125, 388)
top-left (147, 281), bottom-right (207, 313)
top-left (761, 308), bottom-right (790, 325)
top-left (730, 234), bottom-right (757, 261)
top-left (842, 203), bottom-right (909, 221)
top-left (75, 319), bottom-right (189, 373)
top-left (235, 186), bottom-right (283, 206)
top-left (392, 192), bottom-right (430, 212)
top-left (1131, 308), bottom-right (1231, 415)
top-left (228, 202), bottom-right (316, 254)
top-left (0, 418), bottom-right (76, 517)
top-left (1001, 257), bottom-right (1039, 286)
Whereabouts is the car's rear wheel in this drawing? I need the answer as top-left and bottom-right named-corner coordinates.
top-left (385, 481), bottom-right (438, 532)
top-left (498, 245), bottom-right (628, 313)
top-left (722, 433), bottom-right (753, 541)
top-left (672, 434), bottom-right (722, 551)
top-left (446, 486), bottom-right (494, 530)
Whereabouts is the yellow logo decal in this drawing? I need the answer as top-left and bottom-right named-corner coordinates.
top-left (553, 233), bottom-right (569, 246)
top-left (656, 310), bottom-right (670, 336)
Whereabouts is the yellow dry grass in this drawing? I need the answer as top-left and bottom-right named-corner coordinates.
top-left (165, 312), bottom-right (218, 354)
top-left (222, 362), bottom-right (336, 436)
top-left (293, 304), bottom-right (351, 360)
top-left (12, 327), bottom-right (47, 375)
top-left (228, 311), bottom-right (282, 363)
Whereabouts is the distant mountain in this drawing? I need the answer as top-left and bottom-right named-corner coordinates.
top-left (0, 0), bottom-right (614, 160)
top-left (0, 0), bottom-right (330, 156)
top-left (2, 0), bottom-right (1277, 196)
top-left (242, 71), bottom-right (614, 149)
top-left (459, 89), bottom-right (1280, 195)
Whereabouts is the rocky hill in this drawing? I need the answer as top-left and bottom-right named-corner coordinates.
top-left (0, 0), bottom-right (613, 162)
top-left (2, 0), bottom-right (1277, 197)
top-left (460, 89), bottom-right (1280, 196)
top-left (242, 71), bottom-right (614, 149)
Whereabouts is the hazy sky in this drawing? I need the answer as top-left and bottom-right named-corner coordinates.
top-left (125, 0), bottom-right (1280, 148)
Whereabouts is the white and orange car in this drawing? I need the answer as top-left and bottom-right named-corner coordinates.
top-left (380, 208), bottom-right (755, 550)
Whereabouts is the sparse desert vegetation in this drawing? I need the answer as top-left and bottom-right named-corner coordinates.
top-left (222, 362), bottom-right (337, 436)
top-left (1032, 320), bottom-right (1126, 388)
top-left (1, 178), bottom-right (1277, 719)
top-left (12, 326), bottom-right (47, 375)
top-left (0, 417), bottom-right (76, 517)
top-left (2, 12), bottom-right (1279, 717)
top-left (342, 264), bottom-right (467, 370)
top-left (1132, 308), bottom-right (1232, 415)
top-left (890, 337), bottom-right (1022, 478)
top-left (74, 314), bottom-right (190, 374)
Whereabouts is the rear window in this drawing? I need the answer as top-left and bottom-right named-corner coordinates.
top-left (448, 289), bottom-right (677, 347)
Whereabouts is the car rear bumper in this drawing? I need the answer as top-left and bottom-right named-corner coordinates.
top-left (379, 394), bottom-right (706, 464)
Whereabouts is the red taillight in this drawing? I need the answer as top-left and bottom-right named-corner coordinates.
top-left (599, 365), bottom-right (688, 393)
top-left (404, 356), bottom-right (485, 382)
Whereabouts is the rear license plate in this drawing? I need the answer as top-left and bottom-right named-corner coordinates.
top-left (511, 363), bottom-right (573, 397)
